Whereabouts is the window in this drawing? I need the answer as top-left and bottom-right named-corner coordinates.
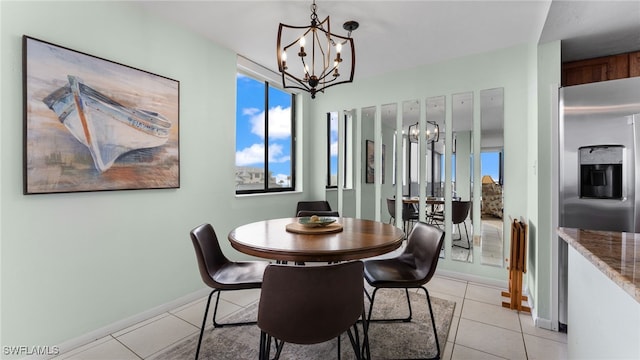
top-left (327, 112), bottom-right (352, 189)
top-left (481, 150), bottom-right (503, 185)
top-left (235, 73), bottom-right (295, 194)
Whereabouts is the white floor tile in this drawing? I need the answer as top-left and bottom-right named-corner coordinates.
top-left (455, 318), bottom-right (527, 359)
top-left (442, 341), bottom-right (454, 360)
top-left (53, 336), bottom-right (113, 360)
top-left (59, 338), bottom-right (139, 360)
top-left (461, 299), bottom-right (521, 332)
top-left (451, 344), bottom-right (507, 360)
top-left (219, 288), bottom-right (261, 307)
top-left (523, 334), bottom-right (568, 360)
top-left (519, 313), bottom-right (568, 343)
top-left (112, 313), bottom-right (169, 338)
top-left (465, 283), bottom-right (505, 306)
top-left (116, 314), bottom-right (198, 358)
top-left (427, 276), bottom-right (468, 298)
top-left (448, 315), bottom-right (460, 341)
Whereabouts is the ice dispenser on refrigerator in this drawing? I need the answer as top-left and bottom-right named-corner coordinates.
top-left (579, 145), bottom-right (623, 200)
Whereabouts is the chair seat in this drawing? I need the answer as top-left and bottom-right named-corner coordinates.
top-left (212, 261), bottom-right (269, 289)
top-left (363, 255), bottom-right (427, 288)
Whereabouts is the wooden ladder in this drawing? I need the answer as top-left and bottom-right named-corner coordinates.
top-left (501, 217), bottom-right (531, 313)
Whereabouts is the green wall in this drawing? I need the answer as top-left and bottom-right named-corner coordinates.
top-left (1, 0), bottom-right (561, 353)
top-left (0, 1), bottom-right (307, 352)
top-left (311, 43), bottom-right (537, 281)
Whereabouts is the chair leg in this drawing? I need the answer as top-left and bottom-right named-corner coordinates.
top-left (195, 289), bottom-right (217, 360)
top-left (365, 288), bottom-right (413, 327)
top-left (452, 223), bottom-right (471, 249)
top-left (212, 290), bottom-right (257, 327)
top-left (419, 286), bottom-right (441, 360)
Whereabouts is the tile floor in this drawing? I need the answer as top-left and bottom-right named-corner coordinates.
top-left (53, 275), bottom-right (567, 360)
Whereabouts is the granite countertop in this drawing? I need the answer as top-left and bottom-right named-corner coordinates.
top-left (558, 227), bottom-right (640, 303)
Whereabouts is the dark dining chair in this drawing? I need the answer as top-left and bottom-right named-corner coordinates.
top-left (363, 221), bottom-right (445, 360)
top-left (296, 210), bottom-right (340, 217)
top-left (451, 201), bottom-right (472, 249)
top-left (386, 197), bottom-right (419, 233)
top-left (190, 223), bottom-right (270, 360)
top-left (295, 200), bottom-right (332, 216)
top-left (257, 261), bottom-right (368, 360)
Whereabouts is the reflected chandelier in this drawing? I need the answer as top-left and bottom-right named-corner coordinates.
top-left (277, 0), bottom-right (358, 99)
top-left (408, 121), bottom-right (440, 144)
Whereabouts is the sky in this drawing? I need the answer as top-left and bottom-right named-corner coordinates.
top-left (236, 74), bottom-right (292, 186)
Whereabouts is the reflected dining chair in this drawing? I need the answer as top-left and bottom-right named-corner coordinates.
top-left (387, 197), bottom-right (419, 233)
top-left (257, 261), bottom-right (368, 360)
top-left (295, 200), bottom-right (332, 216)
top-left (451, 201), bottom-right (472, 249)
top-left (363, 222), bottom-right (445, 360)
top-left (190, 223), bottom-right (270, 360)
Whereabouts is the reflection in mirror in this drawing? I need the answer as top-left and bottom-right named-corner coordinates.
top-left (451, 92), bottom-right (473, 262)
top-left (480, 88), bottom-right (504, 267)
top-left (381, 103), bottom-right (400, 226)
top-left (422, 96), bottom-right (446, 258)
top-left (361, 106), bottom-right (377, 221)
top-left (403, 100), bottom-right (420, 197)
top-left (425, 96), bottom-right (445, 198)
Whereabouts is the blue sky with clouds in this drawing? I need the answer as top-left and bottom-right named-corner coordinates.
top-left (236, 74), bottom-right (292, 186)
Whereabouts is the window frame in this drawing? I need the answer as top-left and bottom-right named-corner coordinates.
top-left (235, 71), bottom-right (297, 195)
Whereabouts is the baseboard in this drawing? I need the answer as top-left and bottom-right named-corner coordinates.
top-left (435, 268), bottom-right (508, 289)
top-left (25, 287), bottom-right (211, 360)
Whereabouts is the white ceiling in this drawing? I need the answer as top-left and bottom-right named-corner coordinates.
top-left (134, 0), bottom-right (640, 81)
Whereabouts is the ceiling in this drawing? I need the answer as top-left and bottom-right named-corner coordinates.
top-left (134, 0), bottom-right (640, 81)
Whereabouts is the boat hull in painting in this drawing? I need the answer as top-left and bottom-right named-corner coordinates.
top-left (43, 75), bottom-right (171, 172)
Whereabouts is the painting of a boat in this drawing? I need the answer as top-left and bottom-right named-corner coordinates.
top-left (43, 75), bottom-right (172, 173)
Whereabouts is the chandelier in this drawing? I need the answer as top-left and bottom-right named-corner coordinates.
top-left (277, 0), bottom-right (358, 99)
top-left (408, 121), bottom-right (440, 144)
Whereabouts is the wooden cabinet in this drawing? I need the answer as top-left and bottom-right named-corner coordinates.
top-left (630, 51), bottom-right (640, 77)
top-left (562, 53), bottom-right (630, 86)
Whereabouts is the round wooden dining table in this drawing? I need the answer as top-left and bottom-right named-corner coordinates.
top-left (228, 217), bottom-right (405, 263)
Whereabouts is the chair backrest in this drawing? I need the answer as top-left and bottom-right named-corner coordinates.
top-left (190, 223), bottom-right (231, 289)
top-left (451, 201), bottom-right (471, 225)
top-left (386, 198), bottom-right (396, 218)
top-left (258, 261), bottom-right (364, 345)
top-left (295, 201), bottom-right (332, 216)
top-left (296, 210), bottom-right (340, 217)
top-left (387, 197), bottom-right (418, 221)
top-left (401, 222), bottom-right (445, 285)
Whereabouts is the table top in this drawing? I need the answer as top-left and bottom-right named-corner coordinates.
top-left (557, 227), bottom-right (640, 303)
top-left (402, 196), bottom-right (445, 204)
top-left (228, 217), bottom-right (405, 262)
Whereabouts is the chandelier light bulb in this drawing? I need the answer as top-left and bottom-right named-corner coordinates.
top-left (336, 42), bottom-right (342, 53)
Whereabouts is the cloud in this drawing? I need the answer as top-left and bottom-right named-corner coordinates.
top-left (273, 173), bottom-right (291, 187)
top-left (248, 106), bottom-right (291, 139)
top-left (330, 140), bottom-right (338, 156)
top-left (235, 143), bottom-right (290, 166)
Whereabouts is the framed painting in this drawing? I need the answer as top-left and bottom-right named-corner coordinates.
top-left (23, 36), bottom-right (180, 194)
top-left (365, 140), bottom-right (385, 184)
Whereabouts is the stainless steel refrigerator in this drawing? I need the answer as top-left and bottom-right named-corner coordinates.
top-left (558, 76), bottom-right (640, 332)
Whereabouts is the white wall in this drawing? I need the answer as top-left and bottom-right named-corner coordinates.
top-left (0, 1), bottom-right (307, 352)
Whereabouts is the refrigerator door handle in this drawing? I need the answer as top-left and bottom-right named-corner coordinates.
top-left (634, 114), bottom-right (640, 233)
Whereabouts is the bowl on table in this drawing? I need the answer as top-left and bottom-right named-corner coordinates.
top-left (298, 215), bottom-right (337, 228)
